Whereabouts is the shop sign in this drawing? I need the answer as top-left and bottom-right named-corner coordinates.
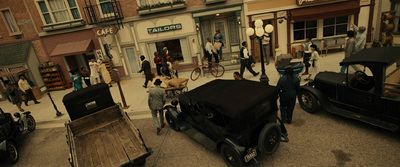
top-left (94, 27), bottom-right (118, 37)
top-left (297, 0), bottom-right (333, 6)
top-left (147, 24), bottom-right (182, 34)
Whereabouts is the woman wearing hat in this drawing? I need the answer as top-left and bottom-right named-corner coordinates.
top-left (148, 79), bottom-right (166, 135)
top-left (352, 24), bottom-right (366, 52)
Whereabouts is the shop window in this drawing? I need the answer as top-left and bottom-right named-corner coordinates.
top-left (0, 9), bottom-right (21, 36)
top-left (36, 0), bottom-right (81, 25)
top-left (156, 39), bottom-right (183, 61)
top-left (323, 16), bottom-right (349, 37)
top-left (294, 20), bottom-right (317, 41)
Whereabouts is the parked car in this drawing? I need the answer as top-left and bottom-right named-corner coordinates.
top-left (298, 47), bottom-right (400, 132)
top-left (164, 79), bottom-right (288, 167)
top-left (0, 108), bottom-right (36, 164)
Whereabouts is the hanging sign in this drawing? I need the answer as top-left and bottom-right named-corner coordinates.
top-left (147, 24), bottom-right (182, 34)
top-left (297, 0), bottom-right (334, 6)
top-left (94, 27), bottom-right (118, 37)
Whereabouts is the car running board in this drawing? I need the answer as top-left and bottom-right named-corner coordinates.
top-left (324, 101), bottom-right (399, 132)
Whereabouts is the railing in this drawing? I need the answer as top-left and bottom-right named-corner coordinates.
top-left (83, 1), bottom-right (124, 26)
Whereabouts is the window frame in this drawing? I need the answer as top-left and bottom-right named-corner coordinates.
top-left (97, 0), bottom-right (115, 18)
top-left (323, 16), bottom-right (349, 37)
top-left (0, 8), bottom-right (22, 36)
top-left (293, 20), bottom-right (318, 41)
top-left (35, 0), bottom-right (82, 26)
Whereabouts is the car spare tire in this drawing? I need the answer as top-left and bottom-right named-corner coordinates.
top-left (258, 123), bottom-right (281, 155)
top-left (165, 111), bottom-right (180, 131)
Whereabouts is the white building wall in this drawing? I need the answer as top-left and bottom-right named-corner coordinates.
top-left (277, 20), bottom-right (288, 55)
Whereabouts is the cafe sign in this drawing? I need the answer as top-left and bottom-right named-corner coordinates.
top-left (297, 0), bottom-right (333, 5)
top-left (94, 27), bottom-right (118, 37)
top-left (147, 24), bottom-right (182, 34)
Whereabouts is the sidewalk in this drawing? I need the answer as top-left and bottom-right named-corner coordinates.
top-left (0, 51), bottom-right (346, 128)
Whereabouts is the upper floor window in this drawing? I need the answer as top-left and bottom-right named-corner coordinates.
top-left (0, 8), bottom-right (21, 35)
top-left (98, 0), bottom-right (114, 17)
top-left (36, 0), bottom-right (81, 25)
top-left (323, 16), bottom-right (348, 37)
top-left (294, 20), bottom-right (317, 41)
top-left (139, 0), bottom-right (172, 6)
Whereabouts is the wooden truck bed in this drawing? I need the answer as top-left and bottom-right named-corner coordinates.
top-left (66, 105), bottom-right (149, 167)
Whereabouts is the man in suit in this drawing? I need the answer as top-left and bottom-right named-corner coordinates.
top-left (240, 41), bottom-right (259, 79)
top-left (138, 55), bottom-right (153, 88)
top-left (148, 79), bottom-right (166, 135)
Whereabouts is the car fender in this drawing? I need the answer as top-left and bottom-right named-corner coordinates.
top-left (0, 140), bottom-right (6, 151)
top-left (300, 86), bottom-right (336, 113)
top-left (217, 138), bottom-right (247, 155)
top-left (164, 105), bottom-right (185, 130)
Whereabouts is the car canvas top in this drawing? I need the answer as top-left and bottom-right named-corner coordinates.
top-left (340, 47), bottom-right (400, 66)
top-left (181, 79), bottom-right (280, 118)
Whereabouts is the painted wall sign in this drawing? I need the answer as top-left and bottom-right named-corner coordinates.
top-left (94, 27), bottom-right (118, 37)
top-left (147, 24), bottom-right (182, 34)
top-left (297, 0), bottom-right (335, 6)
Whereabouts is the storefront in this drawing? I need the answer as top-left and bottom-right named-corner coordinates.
top-left (192, 5), bottom-right (244, 61)
top-left (245, 0), bottom-right (369, 57)
top-left (41, 29), bottom-right (102, 83)
top-left (99, 13), bottom-right (199, 77)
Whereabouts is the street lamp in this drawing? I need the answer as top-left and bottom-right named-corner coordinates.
top-left (246, 19), bottom-right (274, 84)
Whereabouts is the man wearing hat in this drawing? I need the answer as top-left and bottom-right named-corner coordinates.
top-left (352, 24), bottom-right (366, 52)
top-left (138, 55), bottom-right (153, 88)
top-left (148, 79), bottom-right (166, 135)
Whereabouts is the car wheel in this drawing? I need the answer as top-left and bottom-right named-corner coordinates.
top-left (165, 111), bottom-right (180, 131)
top-left (258, 123), bottom-right (281, 155)
top-left (27, 115), bottom-right (36, 132)
top-left (220, 144), bottom-right (245, 167)
top-left (7, 141), bottom-right (19, 164)
top-left (298, 90), bottom-right (318, 113)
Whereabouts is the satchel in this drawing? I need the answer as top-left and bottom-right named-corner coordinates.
top-left (214, 42), bottom-right (222, 50)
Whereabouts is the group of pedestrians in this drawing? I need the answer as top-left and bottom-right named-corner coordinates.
top-left (71, 58), bottom-right (113, 91)
top-left (6, 75), bottom-right (41, 112)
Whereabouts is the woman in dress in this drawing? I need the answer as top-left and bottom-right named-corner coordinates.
top-left (89, 59), bottom-right (100, 85)
top-left (6, 80), bottom-right (24, 112)
top-left (70, 69), bottom-right (83, 91)
top-left (214, 28), bottom-right (224, 60)
top-left (305, 44), bottom-right (320, 81)
top-left (98, 60), bottom-right (112, 87)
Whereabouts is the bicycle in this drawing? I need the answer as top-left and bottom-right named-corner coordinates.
top-left (190, 59), bottom-right (225, 81)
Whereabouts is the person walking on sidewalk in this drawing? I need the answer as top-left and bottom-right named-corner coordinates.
top-left (154, 52), bottom-right (163, 76)
top-left (352, 24), bottom-right (366, 52)
top-left (301, 37), bottom-right (312, 76)
top-left (305, 44), bottom-right (320, 81)
top-left (138, 55), bottom-right (153, 88)
top-left (239, 41), bottom-right (259, 79)
top-left (341, 31), bottom-right (360, 73)
top-left (6, 80), bottom-right (24, 112)
top-left (148, 79), bottom-right (166, 135)
top-left (277, 67), bottom-right (300, 124)
top-left (18, 75), bottom-right (40, 106)
top-left (263, 35), bottom-right (271, 65)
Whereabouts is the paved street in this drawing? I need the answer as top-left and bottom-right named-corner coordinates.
top-left (1, 52), bottom-right (399, 166)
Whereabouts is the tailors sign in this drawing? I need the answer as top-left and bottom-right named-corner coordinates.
top-left (148, 24), bottom-right (182, 34)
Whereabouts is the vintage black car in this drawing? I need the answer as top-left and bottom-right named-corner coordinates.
top-left (0, 108), bottom-right (36, 164)
top-left (164, 79), bottom-right (288, 167)
top-left (299, 47), bottom-right (400, 132)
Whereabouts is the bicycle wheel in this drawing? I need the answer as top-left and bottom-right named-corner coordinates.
top-left (190, 67), bottom-right (201, 81)
top-left (211, 64), bottom-right (225, 77)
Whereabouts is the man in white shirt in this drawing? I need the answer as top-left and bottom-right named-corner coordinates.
top-left (89, 59), bottom-right (100, 85)
top-left (239, 41), bottom-right (259, 78)
top-left (352, 24), bottom-right (366, 52)
top-left (18, 75), bottom-right (40, 106)
top-left (205, 37), bottom-right (219, 66)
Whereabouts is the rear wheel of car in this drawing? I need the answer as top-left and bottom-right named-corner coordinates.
top-left (220, 144), bottom-right (245, 167)
top-left (190, 67), bottom-right (201, 81)
top-left (165, 111), bottom-right (180, 131)
top-left (258, 123), bottom-right (281, 155)
top-left (7, 141), bottom-right (19, 164)
top-left (27, 115), bottom-right (36, 132)
top-left (298, 90), bottom-right (318, 113)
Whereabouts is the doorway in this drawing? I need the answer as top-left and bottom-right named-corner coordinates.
top-left (124, 47), bottom-right (140, 74)
top-left (64, 53), bottom-right (95, 73)
top-left (211, 19), bottom-right (230, 56)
